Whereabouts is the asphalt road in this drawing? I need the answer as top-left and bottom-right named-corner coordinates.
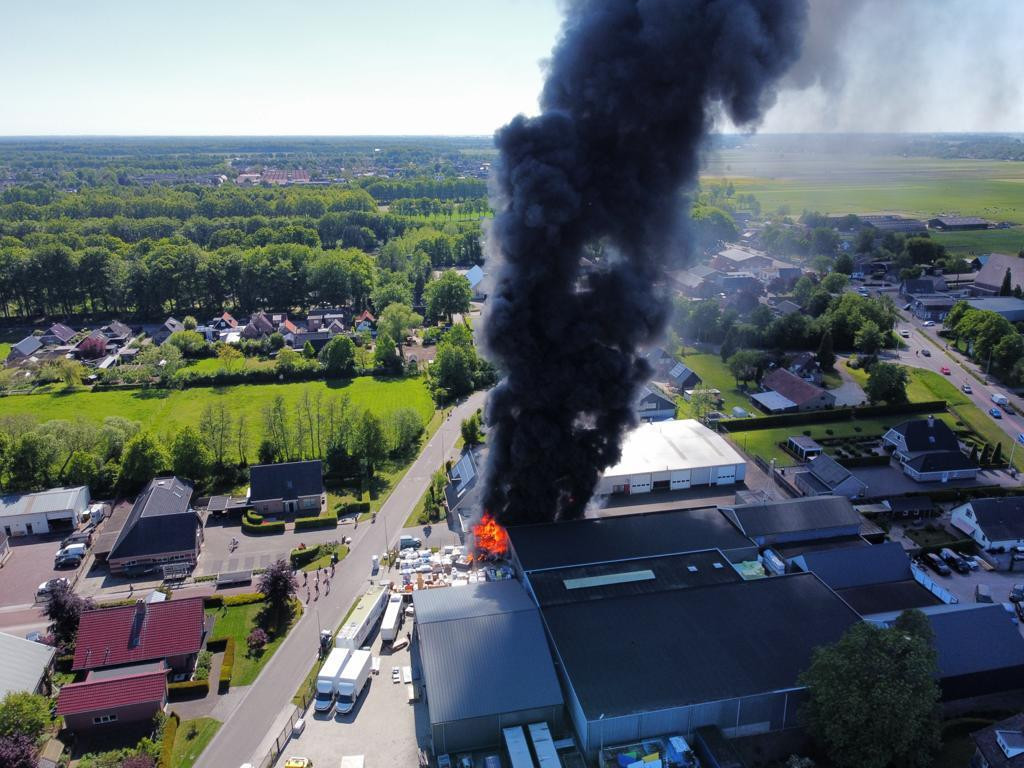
top-left (197, 390), bottom-right (486, 768)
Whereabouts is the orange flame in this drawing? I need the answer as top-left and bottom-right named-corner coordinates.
top-left (472, 513), bottom-right (509, 559)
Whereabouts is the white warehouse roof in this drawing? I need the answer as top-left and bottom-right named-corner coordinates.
top-left (0, 486), bottom-right (88, 519)
top-left (603, 419), bottom-right (745, 477)
top-left (0, 632), bottom-right (54, 698)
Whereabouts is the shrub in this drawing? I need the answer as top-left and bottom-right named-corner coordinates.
top-left (203, 596), bottom-right (224, 609)
top-left (219, 637), bottom-right (235, 692)
top-left (294, 513), bottom-right (338, 531)
top-left (194, 650), bottom-right (212, 681)
top-left (206, 637), bottom-right (227, 652)
top-left (159, 711), bottom-right (179, 768)
top-left (337, 501), bottom-right (371, 517)
top-left (245, 511), bottom-right (263, 524)
top-left (247, 628), bottom-right (269, 656)
top-left (242, 517), bottom-right (284, 534)
top-left (290, 546), bottom-right (322, 569)
top-left (223, 593), bottom-right (265, 607)
top-left (167, 680), bottom-right (209, 700)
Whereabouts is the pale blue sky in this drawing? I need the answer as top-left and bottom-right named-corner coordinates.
top-left (1, 0), bottom-right (1021, 135)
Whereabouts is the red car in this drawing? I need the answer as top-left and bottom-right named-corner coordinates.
top-left (941, 366), bottom-right (951, 375)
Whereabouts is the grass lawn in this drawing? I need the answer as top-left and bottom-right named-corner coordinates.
top-left (170, 717), bottom-right (221, 768)
top-left (0, 375), bottom-right (435, 454)
top-left (932, 227), bottom-right (1024, 256)
top-left (677, 353), bottom-right (751, 415)
top-left (906, 368), bottom-right (972, 406)
top-left (179, 357), bottom-right (274, 374)
top-left (904, 525), bottom-right (965, 549)
top-left (298, 542), bottom-right (349, 572)
top-left (729, 417), bottom-right (898, 464)
top-left (207, 600), bottom-right (301, 686)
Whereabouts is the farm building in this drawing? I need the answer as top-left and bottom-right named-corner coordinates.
top-left (413, 581), bottom-right (563, 756)
top-left (0, 486), bottom-right (89, 537)
top-left (973, 253), bottom-right (1024, 296)
top-left (595, 419), bottom-right (746, 496)
top-left (536, 570), bottom-right (859, 755)
top-left (928, 216), bottom-right (989, 231)
top-left (964, 297), bottom-right (1024, 323)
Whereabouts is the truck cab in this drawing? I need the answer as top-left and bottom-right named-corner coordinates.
top-left (335, 649), bottom-right (372, 715)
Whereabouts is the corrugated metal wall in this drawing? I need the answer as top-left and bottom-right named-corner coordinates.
top-left (432, 705), bottom-right (564, 755)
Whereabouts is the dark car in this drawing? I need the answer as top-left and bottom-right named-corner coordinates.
top-left (924, 552), bottom-right (951, 576)
top-left (940, 548), bottom-right (970, 575)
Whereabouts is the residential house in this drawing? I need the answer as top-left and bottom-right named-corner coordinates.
top-left (759, 368), bottom-right (836, 412)
top-left (912, 295), bottom-right (956, 321)
top-left (668, 361), bottom-right (701, 392)
top-left (0, 631), bottom-right (55, 698)
top-left (644, 347), bottom-right (676, 377)
top-left (882, 417), bottom-right (978, 482)
top-left (952, 497), bottom-right (1024, 550)
top-left (7, 335), bottom-right (41, 361)
top-left (712, 247), bottom-right (773, 273)
top-left (795, 454), bottom-right (867, 499)
top-left (354, 309), bottom-right (376, 334)
top-left (667, 264), bottom-right (721, 298)
top-left (307, 308), bottom-right (350, 332)
top-left (970, 713), bottom-right (1024, 768)
top-left (465, 264), bottom-right (486, 300)
top-left (241, 311), bottom-right (275, 340)
top-left (900, 276), bottom-right (948, 298)
top-left (786, 435), bottom-right (823, 461)
top-left (787, 351), bottom-right (821, 384)
top-left (964, 297), bottom-right (1024, 323)
top-left (773, 299), bottom-right (802, 317)
top-left (100, 320), bottom-right (133, 345)
top-left (279, 317), bottom-right (298, 336)
top-left (636, 385), bottom-right (676, 422)
top-left (153, 317), bottom-right (183, 345)
top-left (76, 330), bottom-right (111, 360)
top-left (56, 668), bottom-right (167, 734)
top-left (106, 477), bottom-right (202, 575)
top-left (0, 486), bottom-right (89, 537)
top-left (285, 330), bottom-right (332, 352)
top-left (209, 311), bottom-right (238, 331)
top-left (249, 460), bottom-right (326, 516)
top-left (40, 322), bottom-right (76, 346)
top-left (973, 253), bottom-right (1024, 296)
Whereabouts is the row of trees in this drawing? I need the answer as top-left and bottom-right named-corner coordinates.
top-left (945, 300), bottom-right (1024, 384)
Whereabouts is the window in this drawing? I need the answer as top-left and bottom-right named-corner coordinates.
top-left (93, 714), bottom-right (118, 724)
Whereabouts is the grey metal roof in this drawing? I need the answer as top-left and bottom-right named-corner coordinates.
top-left (807, 454), bottom-right (855, 488)
top-left (540, 573), bottom-right (859, 718)
top-left (0, 486), bottom-right (88, 519)
top-left (835, 580), bottom-right (941, 616)
top-left (414, 581), bottom-right (562, 725)
top-left (793, 542), bottom-right (912, 590)
top-left (750, 390), bottom-right (797, 412)
top-left (249, 460), bottom-right (323, 502)
top-left (926, 605), bottom-right (1024, 678)
top-left (788, 435), bottom-right (821, 450)
top-left (0, 632), bottom-right (55, 698)
top-left (10, 335), bottom-right (41, 357)
top-left (507, 506), bottom-right (755, 573)
top-left (722, 496), bottom-right (862, 538)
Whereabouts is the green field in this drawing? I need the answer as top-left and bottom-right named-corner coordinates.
top-left (179, 357), bottom-right (274, 374)
top-left (676, 352), bottom-right (751, 416)
top-left (932, 228), bottom-right (1024, 256)
top-left (170, 717), bottom-right (221, 768)
top-left (0, 376), bottom-right (435, 451)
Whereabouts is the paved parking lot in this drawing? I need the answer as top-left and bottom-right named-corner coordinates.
top-left (280, 614), bottom-right (427, 767)
top-left (197, 517), bottom-right (356, 577)
top-left (926, 559), bottom-right (1024, 608)
top-left (0, 534), bottom-right (83, 608)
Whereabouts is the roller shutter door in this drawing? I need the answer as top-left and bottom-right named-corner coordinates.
top-left (629, 474), bottom-right (652, 494)
top-left (670, 470), bottom-right (691, 490)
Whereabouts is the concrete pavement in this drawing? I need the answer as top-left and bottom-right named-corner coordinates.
top-left (196, 390), bottom-right (486, 768)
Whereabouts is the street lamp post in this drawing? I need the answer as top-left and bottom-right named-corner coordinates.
top-left (598, 713), bottom-right (606, 762)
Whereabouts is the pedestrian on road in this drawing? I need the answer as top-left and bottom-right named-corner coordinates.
top-left (128, 583), bottom-right (134, 595)
top-left (303, 572), bottom-right (307, 585)
top-left (331, 563), bottom-right (335, 577)
top-left (305, 590), bottom-right (310, 604)
top-left (325, 581), bottom-right (330, 595)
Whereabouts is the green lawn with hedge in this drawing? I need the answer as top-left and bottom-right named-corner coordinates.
top-left (205, 595), bottom-right (301, 686)
top-left (169, 717), bottom-right (221, 768)
top-left (676, 353), bottom-right (752, 415)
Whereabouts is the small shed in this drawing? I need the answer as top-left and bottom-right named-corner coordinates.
top-left (787, 435), bottom-right (823, 460)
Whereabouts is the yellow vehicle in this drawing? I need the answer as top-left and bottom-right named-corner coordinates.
top-left (284, 759), bottom-right (312, 768)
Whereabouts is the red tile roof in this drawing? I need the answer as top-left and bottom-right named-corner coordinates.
top-left (355, 309), bottom-right (376, 323)
top-left (56, 670), bottom-right (166, 715)
top-left (73, 597), bottom-right (205, 671)
top-left (763, 368), bottom-right (828, 407)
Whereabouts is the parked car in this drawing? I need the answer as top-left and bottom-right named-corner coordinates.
top-left (957, 551), bottom-right (980, 570)
top-left (391, 636), bottom-right (410, 652)
top-left (37, 577), bottom-right (69, 596)
top-left (962, 383), bottom-right (973, 394)
top-left (1009, 584), bottom-right (1024, 602)
top-left (437, 757), bottom-right (452, 768)
top-left (940, 548), bottom-right (970, 574)
top-left (990, 407), bottom-right (1003, 419)
top-left (923, 320), bottom-right (935, 327)
top-left (54, 555), bottom-right (82, 569)
top-left (1004, 403), bottom-right (1016, 415)
top-left (900, 330), bottom-right (910, 338)
top-left (399, 535), bottom-right (421, 550)
top-left (941, 366), bottom-right (951, 375)
top-left (921, 348), bottom-right (931, 357)
top-left (61, 531), bottom-right (91, 548)
top-left (924, 552), bottom-right (951, 576)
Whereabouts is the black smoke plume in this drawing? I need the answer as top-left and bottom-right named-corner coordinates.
top-left (481, 0), bottom-right (809, 526)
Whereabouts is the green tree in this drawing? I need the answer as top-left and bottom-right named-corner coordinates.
top-left (820, 272), bottom-right (849, 293)
top-left (182, 315), bottom-right (198, 330)
top-left (171, 426), bottom-right (213, 484)
top-left (793, 276), bottom-right (815, 306)
top-left (865, 362), bottom-right (909, 404)
top-left (302, 340), bottom-right (316, 359)
top-left (348, 410), bottom-right (386, 478)
top-left (727, 349), bottom-right (763, 386)
top-left (801, 613), bottom-right (940, 768)
top-left (432, 334), bottom-right (477, 400)
top-left (257, 559), bottom-right (297, 632)
top-left (216, 343), bottom-right (243, 371)
top-left (424, 270), bottom-right (472, 323)
top-left (0, 691), bottom-right (50, 741)
top-left (371, 270), bottom-right (414, 310)
top-left (7, 432), bottom-right (56, 490)
top-left (320, 335), bottom-right (355, 375)
top-left (854, 320), bottom-right (883, 356)
top-left (64, 450), bottom-right (101, 488)
top-left (1001, 268), bottom-right (1013, 296)
top-left (461, 412), bottom-right (483, 447)
top-left (816, 329), bottom-right (836, 371)
top-left (378, 303), bottom-right (423, 358)
top-left (275, 346), bottom-right (301, 373)
top-left (199, 403), bottom-right (232, 467)
top-left (834, 252), bottom-right (854, 275)
top-left (373, 332), bottom-right (400, 372)
top-left (387, 408), bottom-right (425, 457)
top-left (55, 359), bottom-right (85, 389)
top-left (118, 432), bottom-right (169, 491)
top-left (165, 330), bottom-right (209, 358)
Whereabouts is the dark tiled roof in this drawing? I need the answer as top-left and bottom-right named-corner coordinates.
top-left (967, 497), bottom-right (1024, 542)
top-left (973, 714), bottom-right (1024, 768)
top-left (46, 323), bottom-right (76, 342)
top-left (72, 597), bottom-right (205, 671)
top-left (890, 419), bottom-right (960, 452)
top-left (928, 605), bottom-right (1024, 678)
top-left (56, 670), bottom-right (166, 715)
top-left (905, 451), bottom-right (977, 473)
top-left (102, 321), bottom-right (132, 338)
top-left (722, 496), bottom-right (862, 538)
top-left (249, 460), bottom-right (323, 502)
top-left (795, 542), bottom-right (912, 590)
top-left (108, 477), bottom-right (197, 561)
top-left (762, 368), bottom-right (828, 406)
top-left (807, 454), bottom-right (855, 488)
top-left (835, 580), bottom-right (941, 615)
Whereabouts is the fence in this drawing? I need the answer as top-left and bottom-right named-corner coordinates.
top-left (751, 454), bottom-right (800, 498)
top-left (254, 705), bottom-right (304, 768)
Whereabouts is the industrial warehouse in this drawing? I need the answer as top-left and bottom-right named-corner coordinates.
top-left (595, 419), bottom-right (746, 495)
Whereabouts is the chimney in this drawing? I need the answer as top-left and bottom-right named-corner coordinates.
top-left (927, 415), bottom-right (935, 429)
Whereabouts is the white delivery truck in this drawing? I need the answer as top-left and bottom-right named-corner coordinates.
top-left (993, 392), bottom-right (1010, 406)
top-left (334, 649), bottom-right (372, 715)
top-left (313, 647), bottom-right (349, 713)
top-left (336, 583), bottom-right (389, 649)
top-left (380, 594), bottom-right (404, 644)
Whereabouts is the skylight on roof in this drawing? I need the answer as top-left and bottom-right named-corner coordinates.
top-left (563, 569), bottom-right (656, 590)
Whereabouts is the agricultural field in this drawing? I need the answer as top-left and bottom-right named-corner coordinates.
top-left (0, 376), bottom-right (435, 453)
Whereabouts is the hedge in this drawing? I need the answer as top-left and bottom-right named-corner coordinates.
top-left (223, 593), bottom-right (265, 607)
top-left (159, 711), bottom-right (180, 768)
top-left (167, 679), bottom-right (210, 700)
top-left (290, 546), bottom-right (322, 569)
top-left (218, 637), bottom-right (236, 692)
top-left (295, 513), bottom-right (338, 531)
top-left (206, 636), bottom-right (227, 651)
top-left (203, 595), bottom-right (224, 609)
top-left (337, 501), bottom-right (371, 517)
top-left (242, 518), bottom-right (285, 534)
top-left (245, 511), bottom-right (263, 524)
top-left (835, 454), bottom-right (891, 468)
top-left (723, 400), bottom-right (947, 432)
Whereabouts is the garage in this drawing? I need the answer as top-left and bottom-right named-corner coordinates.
top-left (596, 419), bottom-right (746, 497)
top-left (0, 487), bottom-right (90, 538)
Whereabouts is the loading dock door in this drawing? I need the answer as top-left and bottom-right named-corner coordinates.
top-left (714, 466), bottom-right (737, 485)
top-left (629, 474), bottom-right (652, 494)
top-left (670, 471), bottom-right (691, 490)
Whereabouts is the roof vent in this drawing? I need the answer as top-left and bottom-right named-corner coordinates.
top-left (713, 562), bottom-right (724, 569)
top-left (687, 565), bottom-right (698, 573)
